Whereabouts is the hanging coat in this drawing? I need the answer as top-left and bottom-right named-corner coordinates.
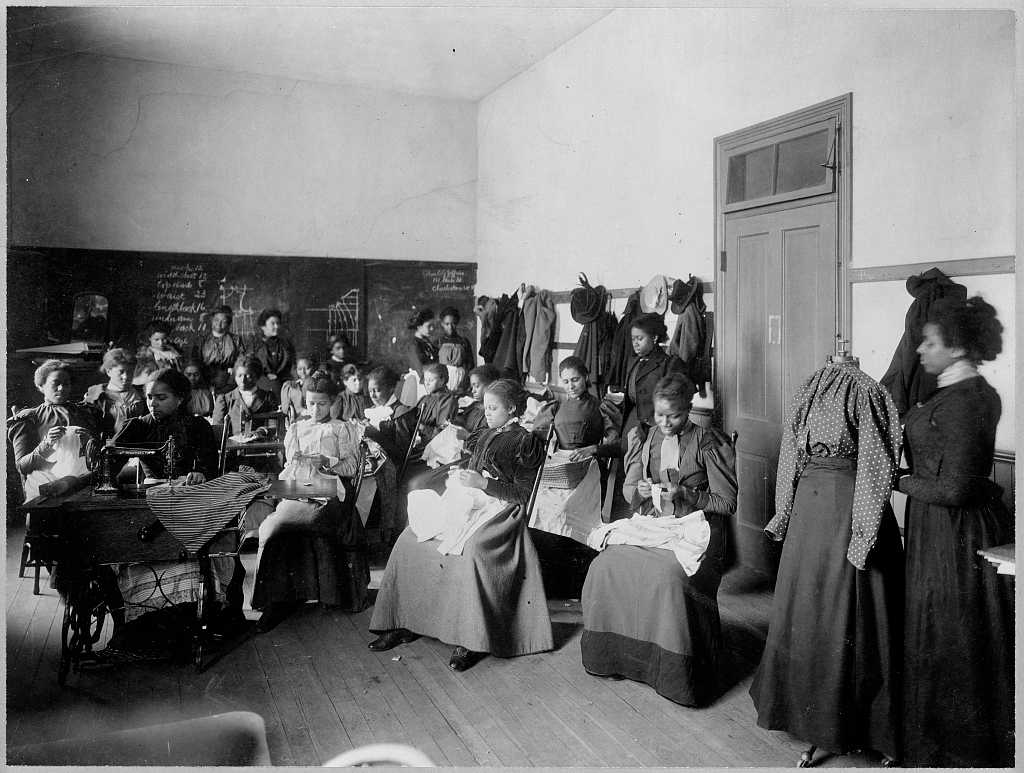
top-left (493, 292), bottom-right (526, 377)
top-left (606, 290), bottom-right (641, 390)
top-left (521, 288), bottom-right (557, 383)
top-left (574, 310), bottom-right (618, 390)
top-left (479, 294), bottom-right (510, 364)
top-left (475, 296), bottom-right (500, 361)
top-left (667, 282), bottom-right (708, 390)
top-left (879, 268), bottom-right (967, 417)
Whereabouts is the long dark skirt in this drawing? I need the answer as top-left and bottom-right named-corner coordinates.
top-left (749, 460), bottom-right (903, 758)
top-left (903, 495), bottom-right (1014, 767)
top-left (369, 506), bottom-right (553, 657)
top-left (251, 496), bottom-right (369, 612)
top-left (580, 513), bottom-right (726, 707)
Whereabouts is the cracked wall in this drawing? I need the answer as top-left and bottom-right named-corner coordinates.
top-left (8, 52), bottom-right (477, 261)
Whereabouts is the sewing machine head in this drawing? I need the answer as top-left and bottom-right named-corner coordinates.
top-left (92, 437), bottom-right (177, 496)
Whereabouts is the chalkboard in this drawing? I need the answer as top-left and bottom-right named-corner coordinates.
top-left (365, 260), bottom-right (478, 371)
top-left (7, 247), bottom-right (476, 376)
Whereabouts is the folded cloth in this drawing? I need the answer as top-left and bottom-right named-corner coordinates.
top-left (587, 511), bottom-right (711, 576)
top-left (146, 472), bottom-right (271, 553)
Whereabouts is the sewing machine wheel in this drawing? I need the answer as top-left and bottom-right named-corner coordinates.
top-left (84, 437), bottom-right (103, 472)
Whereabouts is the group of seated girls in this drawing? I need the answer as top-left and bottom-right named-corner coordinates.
top-left (11, 310), bottom-right (736, 706)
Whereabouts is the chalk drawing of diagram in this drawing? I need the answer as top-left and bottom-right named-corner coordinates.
top-left (218, 279), bottom-right (257, 340)
top-left (307, 289), bottom-right (360, 343)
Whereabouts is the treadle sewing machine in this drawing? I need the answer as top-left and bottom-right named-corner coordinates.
top-left (91, 438), bottom-right (177, 496)
top-left (21, 438), bottom-right (244, 686)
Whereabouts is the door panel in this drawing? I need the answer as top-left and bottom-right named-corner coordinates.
top-left (722, 201), bottom-right (836, 575)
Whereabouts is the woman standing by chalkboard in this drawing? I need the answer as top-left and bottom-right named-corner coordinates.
top-left (406, 309), bottom-right (438, 377)
top-left (192, 305), bottom-right (244, 394)
top-left (252, 309), bottom-right (295, 398)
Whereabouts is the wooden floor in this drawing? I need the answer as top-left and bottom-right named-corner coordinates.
top-left (6, 524), bottom-right (883, 767)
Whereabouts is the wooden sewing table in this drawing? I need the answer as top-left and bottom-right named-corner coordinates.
top-left (22, 485), bottom-right (245, 685)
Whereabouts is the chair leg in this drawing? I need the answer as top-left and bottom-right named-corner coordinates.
top-left (20, 541), bottom-right (29, 578)
top-left (34, 563), bottom-right (42, 595)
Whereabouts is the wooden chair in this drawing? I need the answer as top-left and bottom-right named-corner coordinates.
top-left (9, 407), bottom-right (54, 595)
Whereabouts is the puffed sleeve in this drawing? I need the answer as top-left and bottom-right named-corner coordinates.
top-left (327, 422), bottom-right (361, 478)
top-left (844, 382), bottom-right (901, 569)
top-left (694, 428), bottom-right (737, 516)
top-left (620, 424), bottom-right (649, 507)
top-left (9, 409), bottom-right (47, 476)
top-left (482, 429), bottom-right (544, 505)
top-left (463, 426), bottom-right (488, 456)
top-left (530, 402), bottom-right (556, 440)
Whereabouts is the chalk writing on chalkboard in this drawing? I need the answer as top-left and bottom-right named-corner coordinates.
top-left (423, 268), bottom-right (474, 295)
top-left (218, 279), bottom-right (257, 340)
top-left (153, 263), bottom-right (209, 345)
top-left (306, 289), bottom-right (361, 344)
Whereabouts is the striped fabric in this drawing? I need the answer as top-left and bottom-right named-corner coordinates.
top-left (145, 472), bottom-right (271, 553)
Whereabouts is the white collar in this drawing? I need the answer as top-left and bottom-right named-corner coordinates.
top-left (937, 360), bottom-right (978, 388)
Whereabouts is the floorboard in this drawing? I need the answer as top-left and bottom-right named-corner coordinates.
top-left (6, 523), bottom-right (881, 766)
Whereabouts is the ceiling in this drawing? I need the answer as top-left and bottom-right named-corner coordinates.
top-left (7, 6), bottom-right (612, 101)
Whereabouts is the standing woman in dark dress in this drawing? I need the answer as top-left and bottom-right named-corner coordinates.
top-left (405, 308), bottom-right (438, 379)
top-left (749, 356), bottom-right (904, 766)
top-left (252, 309), bottom-right (295, 398)
top-left (613, 313), bottom-right (688, 442)
top-left (897, 296), bottom-right (1013, 767)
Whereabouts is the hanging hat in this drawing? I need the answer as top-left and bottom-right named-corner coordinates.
top-left (639, 274), bottom-right (669, 315)
top-left (570, 273), bottom-right (606, 324)
top-left (669, 276), bottom-right (703, 315)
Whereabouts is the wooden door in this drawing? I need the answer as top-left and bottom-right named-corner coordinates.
top-left (720, 202), bottom-right (837, 575)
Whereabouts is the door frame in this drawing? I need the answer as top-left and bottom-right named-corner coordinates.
top-left (713, 93), bottom-right (853, 379)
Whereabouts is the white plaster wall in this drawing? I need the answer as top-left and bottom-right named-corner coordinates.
top-left (477, 7), bottom-right (1015, 446)
top-left (853, 275), bottom-right (1016, 450)
top-left (478, 8), bottom-right (1014, 293)
top-left (9, 53), bottom-right (477, 260)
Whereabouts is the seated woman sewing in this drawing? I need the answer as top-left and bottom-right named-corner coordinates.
top-left (531, 357), bottom-right (619, 541)
top-left (580, 373), bottom-right (736, 707)
top-left (103, 369), bottom-right (249, 658)
top-left (360, 365), bottom-right (416, 542)
top-left (9, 359), bottom-right (100, 502)
top-left (368, 379), bottom-right (553, 672)
top-left (249, 371), bottom-right (368, 632)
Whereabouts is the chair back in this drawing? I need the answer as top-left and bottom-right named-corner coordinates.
top-left (397, 403), bottom-right (426, 481)
top-left (524, 422), bottom-right (556, 520)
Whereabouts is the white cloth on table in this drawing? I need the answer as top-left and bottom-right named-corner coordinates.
top-left (587, 511), bottom-right (711, 576)
top-left (407, 476), bottom-right (509, 556)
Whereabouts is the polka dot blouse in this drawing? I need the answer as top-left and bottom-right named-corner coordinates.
top-left (766, 362), bottom-right (902, 570)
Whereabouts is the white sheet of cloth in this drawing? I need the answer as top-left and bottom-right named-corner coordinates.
top-left (587, 511), bottom-right (711, 576)
top-left (421, 424), bottom-right (464, 468)
top-left (529, 451), bottom-right (602, 545)
top-left (22, 426), bottom-right (90, 501)
top-left (407, 476), bottom-right (508, 556)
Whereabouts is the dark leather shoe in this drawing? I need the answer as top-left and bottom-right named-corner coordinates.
top-left (448, 646), bottom-right (486, 672)
top-left (367, 628), bottom-right (419, 651)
